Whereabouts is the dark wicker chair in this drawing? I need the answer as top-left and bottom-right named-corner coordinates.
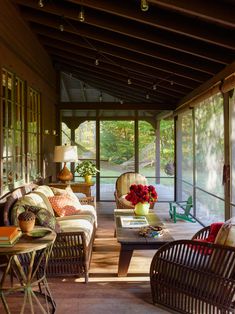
top-left (114, 172), bottom-right (154, 209)
top-left (150, 226), bottom-right (235, 314)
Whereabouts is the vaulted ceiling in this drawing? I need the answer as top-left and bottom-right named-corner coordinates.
top-left (12, 0), bottom-right (235, 112)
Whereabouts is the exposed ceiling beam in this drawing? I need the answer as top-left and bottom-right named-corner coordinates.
top-left (148, 0), bottom-right (235, 28)
top-left (19, 9), bottom-right (223, 75)
top-left (33, 26), bottom-right (204, 88)
top-left (57, 62), bottom-right (170, 104)
top-left (65, 0), bottom-right (235, 50)
top-left (58, 66), bottom-right (156, 103)
top-left (69, 71), bottom-right (167, 103)
top-left (17, 2), bottom-right (235, 65)
top-left (51, 54), bottom-right (180, 101)
top-left (58, 101), bottom-right (176, 111)
top-left (42, 40), bottom-right (188, 96)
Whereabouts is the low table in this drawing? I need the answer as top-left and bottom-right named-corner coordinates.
top-left (114, 209), bottom-right (174, 276)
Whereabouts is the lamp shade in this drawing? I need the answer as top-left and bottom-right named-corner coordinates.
top-left (54, 145), bottom-right (78, 163)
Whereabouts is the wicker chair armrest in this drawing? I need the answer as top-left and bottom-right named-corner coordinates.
top-left (192, 226), bottom-right (211, 240)
top-left (151, 239), bottom-right (235, 272)
top-left (79, 196), bottom-right (96, 207)
top-left (150, 240), bottom-right (235, 310)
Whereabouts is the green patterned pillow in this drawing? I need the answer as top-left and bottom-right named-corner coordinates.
top-left (23, 205), bottom-right (61, 233)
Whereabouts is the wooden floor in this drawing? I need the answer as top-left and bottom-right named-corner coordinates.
top-left (89, 202), bottom-right (201, 281)
top-left (0, 202), bottom-right (202, 314)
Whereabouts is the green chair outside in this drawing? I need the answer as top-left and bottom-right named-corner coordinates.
top-left (169, 196), bottom-right (195, 223)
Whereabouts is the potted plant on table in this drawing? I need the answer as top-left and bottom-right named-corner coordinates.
top-left (75, 161), bottom-right (99, 183)
top-left (125, 184), bottom-right (158, 215)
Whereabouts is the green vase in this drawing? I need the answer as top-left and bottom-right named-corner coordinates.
top-left (134, 202), bottom-right (150, 215)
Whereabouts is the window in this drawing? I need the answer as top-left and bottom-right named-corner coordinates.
top-left (195, 93), bottom-right (224, 223)
top-left (15, 76), bottom-right (25, 185)
top-left (2, 69), bottom-right (14, 191)
top-left (230, 89), bottom-right (235, 216)
top-left (1, 68), bottom-right (42, 193)
top-left (27, 88), bottom-right (41, 181)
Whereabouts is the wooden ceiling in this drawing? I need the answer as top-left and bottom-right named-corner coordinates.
top-left (12, 0), bottom-right (235, 111)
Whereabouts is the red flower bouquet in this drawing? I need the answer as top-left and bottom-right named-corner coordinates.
top-left (125, 184), bottom-right (158, 206)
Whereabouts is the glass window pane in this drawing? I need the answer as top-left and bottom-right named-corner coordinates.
top-left (100, 121), bottom-right (135, 177)
top-left (75, 121), bottom-right (96, 160)
top-left (160, 120), bottom-right (174, 177)
top-left (148, 177), bottom-right (174, 202)
top-left (138, 121), bottom-right (156, 176)
top-left (230, 90), bottom-right (235, 208)
top-left (182, 111), bottom-right (193, 185)
top-left (196, 189), bottom-right (224, 225)
top-left (99, 120), bottom-right (134, 200)
top-left (195, 94), bottom-right (224, 198)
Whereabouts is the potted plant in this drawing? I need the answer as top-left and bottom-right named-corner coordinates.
top-left (75, 161), bottom-right (99, 183)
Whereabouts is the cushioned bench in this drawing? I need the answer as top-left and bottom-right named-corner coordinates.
top-left (0, 183), bottom-right (97, 283)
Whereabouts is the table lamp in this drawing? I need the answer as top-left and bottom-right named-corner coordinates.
top-left (54, 145), bottom-right (78, 183)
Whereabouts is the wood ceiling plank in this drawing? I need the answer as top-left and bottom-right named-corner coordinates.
top-left (49, 50), bottom-right (182, 100)
top-left (58, 101), bottom-right (175, 111)
top-left (33, 25), bottom-right (204, 89)
top-left (41, 37), bottom-right (187, 96)
top-left (65, 70), bottom-right (171, 103)
top-left (57, 61), bottom-right (174, 104)
top-left (56, 59), bottom-right (174, 103)
top-left (148, 0), bottom-right (235, 28)
top-left (19, 8), bottom-right (223, 75)
top-left (59, 71), bottom-right (152, 103)
top-left (15, 1), bottom-right (234, 65)
top-left (66, 0), bottom-right (235, 49)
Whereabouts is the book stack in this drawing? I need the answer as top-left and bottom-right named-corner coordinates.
top-left (0, 226), bottom-right (22, 247)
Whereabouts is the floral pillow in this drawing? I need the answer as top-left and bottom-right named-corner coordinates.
top-left (48, 195), bottom-right (81, 217)
top-left (23, 205), bottom-right (61, 233)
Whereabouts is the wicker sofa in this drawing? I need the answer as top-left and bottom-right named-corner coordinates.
top-left (0, 183), bottom-right (96, 283)
top-left (150, 225), bottom-right (235, 313)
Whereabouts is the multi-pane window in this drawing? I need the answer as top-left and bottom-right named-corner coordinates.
top-left (27, 88), bottom-right (41, 181)
top-left (2, 69), bottom-right (14, 191)
top-left (1, 68), bottom-right (41, 193)
top-left (15, 76), bottom-right (25, 185)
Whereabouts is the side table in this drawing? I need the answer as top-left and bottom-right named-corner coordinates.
top-left (0, 227), bottom-right (56, 314)
top-left (49, 182), bottom-right (94, 197)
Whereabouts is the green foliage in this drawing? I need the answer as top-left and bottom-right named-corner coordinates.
top-left (100, 120), bottom-right (158, 165)
top-left (75, 161), bottom-right (99, 176)
top-left (100, 121), bottom-right (135, 164)
top-left (160, 120), bottom-right (174, 169)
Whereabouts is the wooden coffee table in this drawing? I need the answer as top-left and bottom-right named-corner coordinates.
top-left (114, 209), bottom-right (174, 276)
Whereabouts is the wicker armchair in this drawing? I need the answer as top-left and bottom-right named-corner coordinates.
top-left (150, 226), bottom-right (235, 314)
top-left (114, 172), bottom-right (154, 209)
